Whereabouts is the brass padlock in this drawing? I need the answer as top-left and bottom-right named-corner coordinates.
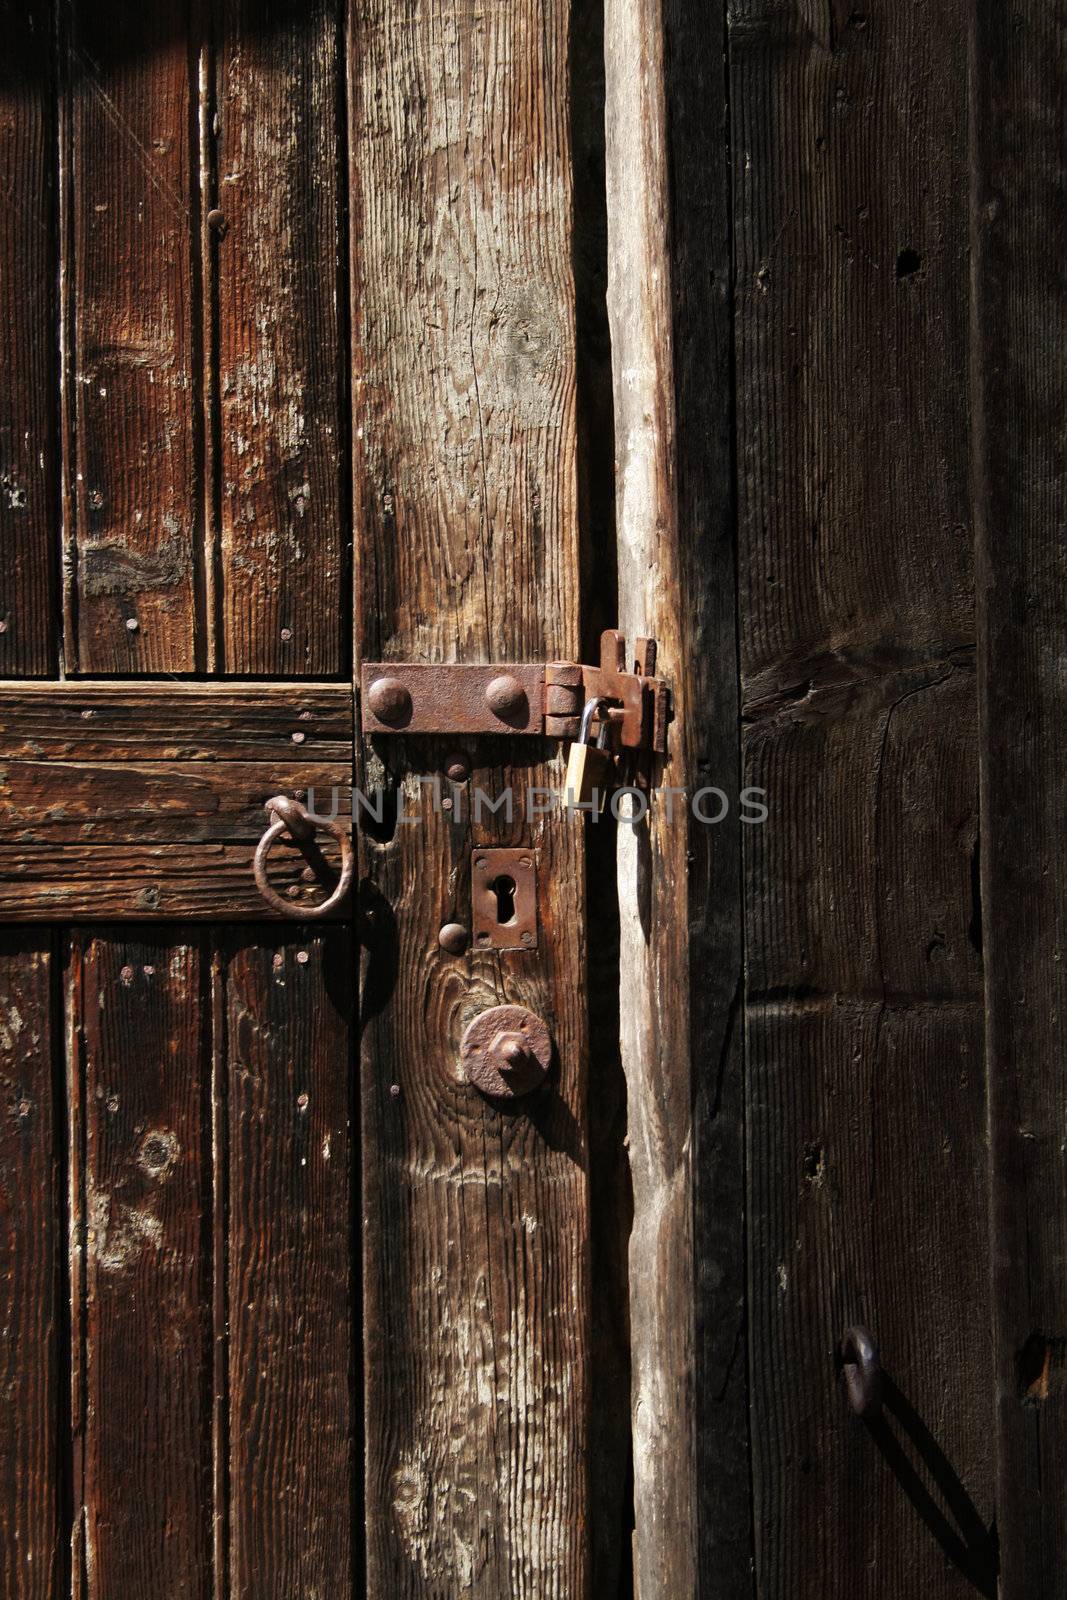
top-left (563, 697), bottom-right (616, 811)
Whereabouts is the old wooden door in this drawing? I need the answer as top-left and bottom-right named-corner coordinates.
top-left (0, 0), bottom-right (616, 1594)
top-left (2, 1), bottom-right (1064, 1598)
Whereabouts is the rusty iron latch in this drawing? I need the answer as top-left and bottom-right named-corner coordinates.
top-left (361, 628), bottom-right (670, 764)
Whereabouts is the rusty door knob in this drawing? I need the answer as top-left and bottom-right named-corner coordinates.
top-left (840, 1325), bottom-right (883, 1418)
top-left (461, 1005), bottom-right (551, 1099)
top-left (253, 795), bottom-right (353, 918)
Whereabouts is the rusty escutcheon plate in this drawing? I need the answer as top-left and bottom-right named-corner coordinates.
top-left (361, 663), bottom-right (544, 735)
top-left (471, 847), bottom-right (537, 952)
top-left (460, 1004), bottom-right (552, 1099)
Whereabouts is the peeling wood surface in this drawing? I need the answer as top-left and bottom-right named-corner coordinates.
top-left (0, 7), bottom-right (57, 676)
top-left (0, 934), bottom-right (60, 1599)
top-left (63, 2), bottom-right (199, 672)
top-left (732, 2), bottom-right (996, 1593)
top-left (349, 1), bottom-right (592, 1593)
top-left (213, 0), bottom-right (347, 674)
top-left (973, 5), bottom-right (1067, 1592)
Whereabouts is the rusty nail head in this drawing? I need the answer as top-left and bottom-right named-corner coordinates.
top-left (438, 922), bottom-right (469, 955)
top-left (485, 673), bottom-right (528, 722)
top-left (444, 751), bottom-right (471, 783)
top-left (367, 675), bottom-right (414, 727)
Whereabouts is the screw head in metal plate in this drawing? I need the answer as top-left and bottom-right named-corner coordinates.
top-left (484, 673), bottom-right (528, 723)
top-left (460, 1004), bottom-right (552, 1099)
top-left (367, 675), bottom-right (413, 726)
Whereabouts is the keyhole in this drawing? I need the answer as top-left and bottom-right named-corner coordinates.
top-left (490, 874), bottom-right (517, 925)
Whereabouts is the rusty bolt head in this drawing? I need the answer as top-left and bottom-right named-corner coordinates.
top-left (367, 675), bottom-right (413, 727)
top-left (444, 751), bottom-right (471, 783)
top-left (489, 1031), bottom-right (530, 1074)
top-left (485, 673), bottom-right (528, 723)
top-left (460, 1004), bottom-right (551, 1100)
top-left (438, 922), bottom-right (469, 955)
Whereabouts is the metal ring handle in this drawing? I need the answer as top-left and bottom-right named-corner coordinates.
top-left (253, 795), bottom-right (353, 918)
top-left (840, 1325), bottom-right (883, 1418)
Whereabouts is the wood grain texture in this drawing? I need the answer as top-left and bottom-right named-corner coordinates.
top-left (0, 760), bottom-right (346, 842)
top-left (350, 0), bottom-right (591, 1590)
top-left (972, 5), bottom-right (1067, 1592)
top-left (731, 2), bottom-right (994, 1592)
top-left (74, 931), bottom-right (211, 1597)
top-left (659, 2), bottom-right (751, 1591)
top-left (62, 0), bottom-right (199, 673)
top-left (62, 0), bottom-right (201, 672)
top-left (604, 4), bottom-right (695, 1594)
top-left (0, 933), bottom-right (60, 1599)
top-left (0, 681), bottom-right (353, 762)
top-left (0, 843), bottom-right (348, 921)
top-left (212, 0), bottom-right (347, 674)
top-left (0, 7), bottom-right (58, 676)
top-left (222, 931), bottom-right (353, 1596)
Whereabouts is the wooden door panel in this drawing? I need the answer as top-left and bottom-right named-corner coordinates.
top-left (0, 932), bottom-right (61, 1599)
top-left (731, 0), bottom-right (995, 1593)
top-left (0, 9), bottom-right (58, 678)
top-left (350, 1), bottom-right (593, 1592)
top-left (0, 681), bottom-right (353, 919)
top-left (223, 931), bottom-right (354, 1596)
top-left (0, 927), bottom-right (356, 1595)
top-left (973, 4), bottom-right (1067, 1590)
top-left (74, 931), bottom-right (212, 1595)
top-left (212, 0), bottom-right (348, 675)
top-left (62, 0), bottom-right (201, 673)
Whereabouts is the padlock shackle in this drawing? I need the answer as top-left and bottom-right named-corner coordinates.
top-left (578, 695), bottom-right (618, 744)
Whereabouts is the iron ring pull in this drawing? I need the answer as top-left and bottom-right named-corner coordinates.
top-left (253, 795), bottom-right (353, 918)
top-left (840, 1325), bottom-right (884, 1418)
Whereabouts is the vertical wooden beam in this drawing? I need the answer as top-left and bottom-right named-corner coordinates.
top-left (0, 8), bottom-right (58, 676)
top-left (62, 1), bottom-right (200, 673)
top-left (973, 5), bottom-right (1067, 1592)
top-left (223, 931), bottom-right (353, 1596)
top-left (604, 3), bottom-right (695, 1595)
top-left (732, 0), bottom-right (995, 1592)
top-left (349, 1), bottom-right (591, 1593)
top-left (0, 933), bottom-right (60, 1599)
top-left (212, 0), bottom-right (348, 675)
top-left (75, 932), bottom-right (211, 1597)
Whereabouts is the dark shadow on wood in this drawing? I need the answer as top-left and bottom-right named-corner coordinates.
top-left (862, 1375), bottom-right (998, 1597)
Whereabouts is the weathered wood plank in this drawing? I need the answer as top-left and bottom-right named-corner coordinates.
top-left (212, 0), bottom-right (347, 674)
top-left (606, 2), bottom-right (749, 1594)
top-left (743, 671), bottom-right (994, 1596)
top-left (0, 843), bottom-right (347, 920)
top-left (223, 931), bottom-right (353, 1596)
top-left (350, 0), bottom-right (591, 1590)
top-left (0, 760), bottom-right (346, 843)
top-left (0, 8), bottom-right (58, 676)
top-left (74, 931), bottom-right (211, 1596)
top-left (63, 1), bottom-right (199, 672)
top-left (973, 5), bottom-right (1067, 1591)
top-left (604, 4), bottom-right (693, 1594)
top-left (0, 933), bottom-right (60, 1599)
top-left (0, 681), bottom-right (353, 762)
top-left (731, 1), bottom-right (994, 1591)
